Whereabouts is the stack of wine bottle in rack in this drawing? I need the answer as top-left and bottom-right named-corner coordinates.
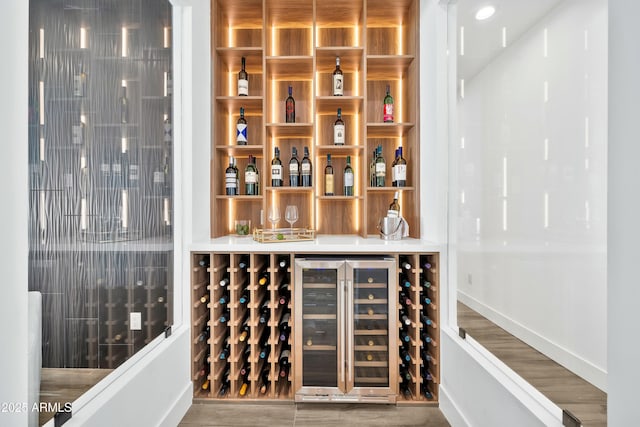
top-left (191, 252), bottom-right (293, 400)
top-left (397, 254), bottom-right (439, 403)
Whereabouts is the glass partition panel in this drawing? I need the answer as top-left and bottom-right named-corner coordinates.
top-left (28, 0), bottom-right (173, 422)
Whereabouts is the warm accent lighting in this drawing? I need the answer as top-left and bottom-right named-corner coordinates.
top-left (121, 137), bottom-right (128, 153)
top-left (80, 198), bottom-right (87, 230)
top-left (475, 6), bottom-right (495, 21)
top-left (122, 190), bottom-right (129, 229)
top-left (164, 27), bottom-right (171, 48)
top-left (80, 27), bottom-right (87, 49)
top-left (39, 28), bottom-right (45, 58)
top-left (121, 27), bottom-right (128, 57)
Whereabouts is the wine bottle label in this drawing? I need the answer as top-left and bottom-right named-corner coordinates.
top-left (383, 104), bottom-right (394, 122)
top-left (271, 165), bottom-right (283, 180)
top-left (238, 79), bottom-right (248, 96)
top-left (301, 163), bottom-right (311, 172)
top-left (387, 208), bottom-right (399, 218)
top-left (236, 123), bottom-right (247, 144)
top-left (289, 163), bottom-right (299, 173)
top-left (391, 164), bottom-right (397, 182)
top-left (245, 171), bottom-right (257, 183)
top-left (396, 164), bottom-right (407, 180)
top-left (344, 171), bottom-right (354, 186)
top-left (154, 171), bottom-right (165, 183)
top-left (375, 163), bottom-right (386, 176)
top-left (334, 124), bottom-right (345, 145)
top-left (325, 175), bottom-right (334, 194)
top-left (225, 173), bottom-right (237, 188)
top-left (333, 75), bottom-right (343, 96)
top-left (72, 124), bottom-right (83, 145)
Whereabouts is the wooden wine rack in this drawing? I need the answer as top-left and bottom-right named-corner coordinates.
top-left (191, 250), bottom-right (439, 404)
top-left (211, 0), bottom-right (420, 237)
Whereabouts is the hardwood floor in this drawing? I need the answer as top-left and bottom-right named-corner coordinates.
top-left (179, 402), bottom-right (451, 426)
top-left (457, 302), bottom-right (607, 427)
top-left (39, 368), bottom-right (113, 426)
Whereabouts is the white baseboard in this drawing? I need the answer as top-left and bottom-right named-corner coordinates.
top-left (458, 291), bottom-right (607, 391)
top-left (159, 382), bottom-right (192, 427)
top-left (439, 384), bottom-right (471, 427)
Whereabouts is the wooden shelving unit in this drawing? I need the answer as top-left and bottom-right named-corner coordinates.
top-left (191, 251), bottom-right (439, 404)
top-left (211, 0), bottom-right (420, 237)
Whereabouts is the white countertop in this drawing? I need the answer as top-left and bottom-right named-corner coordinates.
top-left (190, 234), bottom-right (444, 253)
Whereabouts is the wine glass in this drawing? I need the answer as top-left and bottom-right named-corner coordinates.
top-left (284, 205), bottom-right (299, 233)
top-left (268, 206), bottom-right (280, 230)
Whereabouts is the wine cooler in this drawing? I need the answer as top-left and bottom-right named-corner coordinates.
top-left (294, 258), bottom-right (398, 403)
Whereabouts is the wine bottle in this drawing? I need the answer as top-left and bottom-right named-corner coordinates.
top-left (278, 256), bottom-right (289, 269)
top-left (225, 157), bottom-right (238, 195)
top-left (343, 155), bottom-right (354, 196)
top-left (119, 85), bottom-right (129, 124)
top-left (259, 366), bottom-right (270, 394)
top-left (401, 258), bottom-right (412, 270)
top-left (400, 275), bottom-right (412, 289)
top-left (245, 155), bottom-right (259, 195)
top-left (333, 108), bottom-right (345, 145)
top-left (201, 379), bottom-right (210, 391)
top-left (400, 327), bottom-right (411, 343)
top-left (420, 293), bottom-right (432, 306)
top-left (285, 85), bottom-right (295, 123)
top-left (400, 380), bottom-right (412, 399)
top-left (259, 335), bottom-right (271, 360)
top-left (278, 282), bottom-right (290, 306)
top-left (289, 147), bottom-right (300, 186)
top-left (370, 148), bottom-right (377, 187)
top-left (258, 271), bottom-right (270, 286)
top-left (388, 191), bottom-right (400, 217)
top-left (219, 367), bottom-right (230, 396)
top-left (332, 56), bottom-right (343, 96)
top-left (198, 359), bottom-right (211, 378)
top-left (219, 309), bottom-right (231, 324)
top-left (219, 275), bottom-right (230, 287)
top-left (271, 146), bottom-right (283, 187)
top-left (399, 364), bottom-right (412, 382)
top-left (232, 156), bottom-right (240, 190)
top-left (301, 146), bottom-right (312, 187)
top-left (198, 324), bottom-right (210, 342)
top-left (391, 148), bottom-right (398, 187)
top-left (279, 348), bottom-right (291, 377)
top-left (421, 314), bottom-right (433, 327)
top-left (218, 290), bottom-right (230, 305)
top-left (238, 56), bottom-right (248, 96)
top-left (324, 154), bottom-right (334, 196)
top-left (238, 255), bottom-right (249, 270)
top-left (258, 299), bottom-right (270, 324)
top-left (73, 64), bottom-right (87, 97)
top-left (219, 336), bottom-right (230, 359)
top-left (422, 280), bottom-right (432, 289)
top-left (374, 145), bottom-right (387, 187)
top-left (383, 84), bottom-right (394, 123)
top-left (420, 331), bottom-right (432, 344)
top-left (400, 347), bottom-right (412, 363)
top-left (198, 256), bottom-right (210, 268)
top-left (421, 383), bottom-right (434, 400)
top-left (199, 293), bottom-right (210, 304)
top-left (395, 146), bottom-right (407, 187)
top-left (400, 309), bottom-right (412, 326)
top-left (238, 286), bottom-right (250, 305)
top-left (399, 290), bottom-right (412, 308)
top-left (236, 107), bottom-right (248, 145)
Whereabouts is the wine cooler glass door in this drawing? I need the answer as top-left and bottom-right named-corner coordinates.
top-left (346, 259), bottom-right (398, 399)
top-left (294, 259), bottom-right (346, 399)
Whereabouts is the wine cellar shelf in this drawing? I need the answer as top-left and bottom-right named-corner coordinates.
top-left (211, 0), bottom-right (420, 237)
top-left (191, 251), bottom-right (439, 404)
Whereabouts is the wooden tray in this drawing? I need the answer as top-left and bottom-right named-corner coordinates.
top-left (253, 227), bottom-right (315, 243)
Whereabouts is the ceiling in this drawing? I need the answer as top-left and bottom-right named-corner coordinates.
top-left (457, 0), bottom-right (563, 79)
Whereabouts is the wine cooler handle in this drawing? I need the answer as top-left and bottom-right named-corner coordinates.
top-left (347, 279), bottom-right (354, 384)
top-left (340, 279), bottom-right (346, 386)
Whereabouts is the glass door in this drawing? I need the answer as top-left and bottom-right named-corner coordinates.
top-left (294, 259), bottom-right (345, 399)
top-left (347, 259), bottom-right (397, 399)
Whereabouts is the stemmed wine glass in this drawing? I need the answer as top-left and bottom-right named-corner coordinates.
top-left (284, 205), bottom-right (299, 233)
top-left (267, 206), bottom-right (280, 230)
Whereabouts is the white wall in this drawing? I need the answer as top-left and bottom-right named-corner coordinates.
top-left (0, 1), bottom-right (29, 426)
top-left (455, 0), bottom-right (608, 390)
top-left (607, 0), bottom-right (640, 424)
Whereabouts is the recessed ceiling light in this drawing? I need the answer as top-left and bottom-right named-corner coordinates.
top-left (475, 5), bottom-right (496, 20)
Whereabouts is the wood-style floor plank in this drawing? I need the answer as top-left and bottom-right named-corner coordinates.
top-left (457, 302), bottom-right (607, 427)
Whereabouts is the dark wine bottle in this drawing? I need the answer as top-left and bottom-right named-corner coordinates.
top-left (395, 145), bottom-right (407, 187)
top-left (285, 85), bottom-right (295, 123)
top-left (399, 291), bottom-right (412, 308)
top-left (279, 348), bottom-right (291, 378)
top-left (391, 148), bottom-right (399, 187)
top-left (198, 256), bottom-right (210, 268)
top-left (289, 147), bottom-right (300, 186)
top-left (400, 347), bottom-right (412, 363)
top-left (383, 84), bottom-right (394, 123)
top-left (258, 271), bottom-right (270, 287)
top-left (245, 154), bottom-right (259, 196)
top-left (278, 255), bottom-right (289, 269)
top-left (278, 282), bottom-right (290, 306)
top-left (258, 299), bottom-right (270, 324)
top-left (271, 146), bottom-right (283, 187)
top-left (219, 275), bottom-right (230, 287)
top-left (197, 324), bottom-right (210, 342)
top-left (399, 309), bottom-right (412, 326)
top-left (219, 366), bottom-right (231, 396)
top-left (301, 146), bottom-right (312, 187)
top-left (218, 290), bottom-right (230, 305)
top-left (343, 155), bottom-right (354, 196)
top-left (238, 255), bottom-right (249, 270)
top-left (219, 336), bottom-right (230, 360)
top-left (199, 293), bottom-right (210, 304)
top-left (324, 154), bottom-right (334, 196)
top-left (259, 366), bottom-right (270, 394)
top-left (238, 319), bottom-right (250, 342)
top-left (219, 309), bottom-right (231, 324)
top-left (238, 56), bottom-right (248, 96)
top-left (401, 258), bottom-right (412, 271)
top-left (375, 145), bottom-right (386, 187)
top-left (225, 156), bottom-right (238, 195)
top-left (400, 327), bottom-right (411, 343)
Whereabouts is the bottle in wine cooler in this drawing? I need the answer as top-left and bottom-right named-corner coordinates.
top-left (198, 359), bottom-right (210, 378)
top-left (324, 154), bottom-right (334, 196)
top-left (259, 339), bottom-right (271, 360)
top-left (400, 380), bottom-right (412, 399)
top-left (238, 56), bottom-right (248, 96)
top-left (236, 107), bottom-right (247, 145)
top-left (225, 157), bottom-right (238, 195)
top-left (301, 146), bottom-right (312, 186)
top-left (421, 383), bottom-right (434, 400)
top-left (420, 331), bottom-right (432, 344)
top-left (399, 364), bottom-right (412, 381)
top-left (343, 155), bottom-right (354, 196)
top-left (245, 155), bottom-right (259, 195)
top-left (422, 280), bottom-right (432, 289)
top-left (271, 146), bottom-right (283, 186)
top-left (285, 85), bottom-right (295, 123)
top-left (383, 84), bottom-right (394, 123)
top-left (421, 293), bottom-right (432, 306)
top-left (400, 275), bottom-right (412, 289)
top-left (289, 147), bottom-right (300, 186)
top-left (388, 191), bottom-right (400, 217)
top-left (333, 108), bottom-right (345, 145)
top-left (119, 85), bottom-right (129, 124)
top-left (375, 145), bottom-right (386, 187)
top-left (332, 56), bottom-right (343, 96)
top-left (395, 146), bottom-right (407, 187)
